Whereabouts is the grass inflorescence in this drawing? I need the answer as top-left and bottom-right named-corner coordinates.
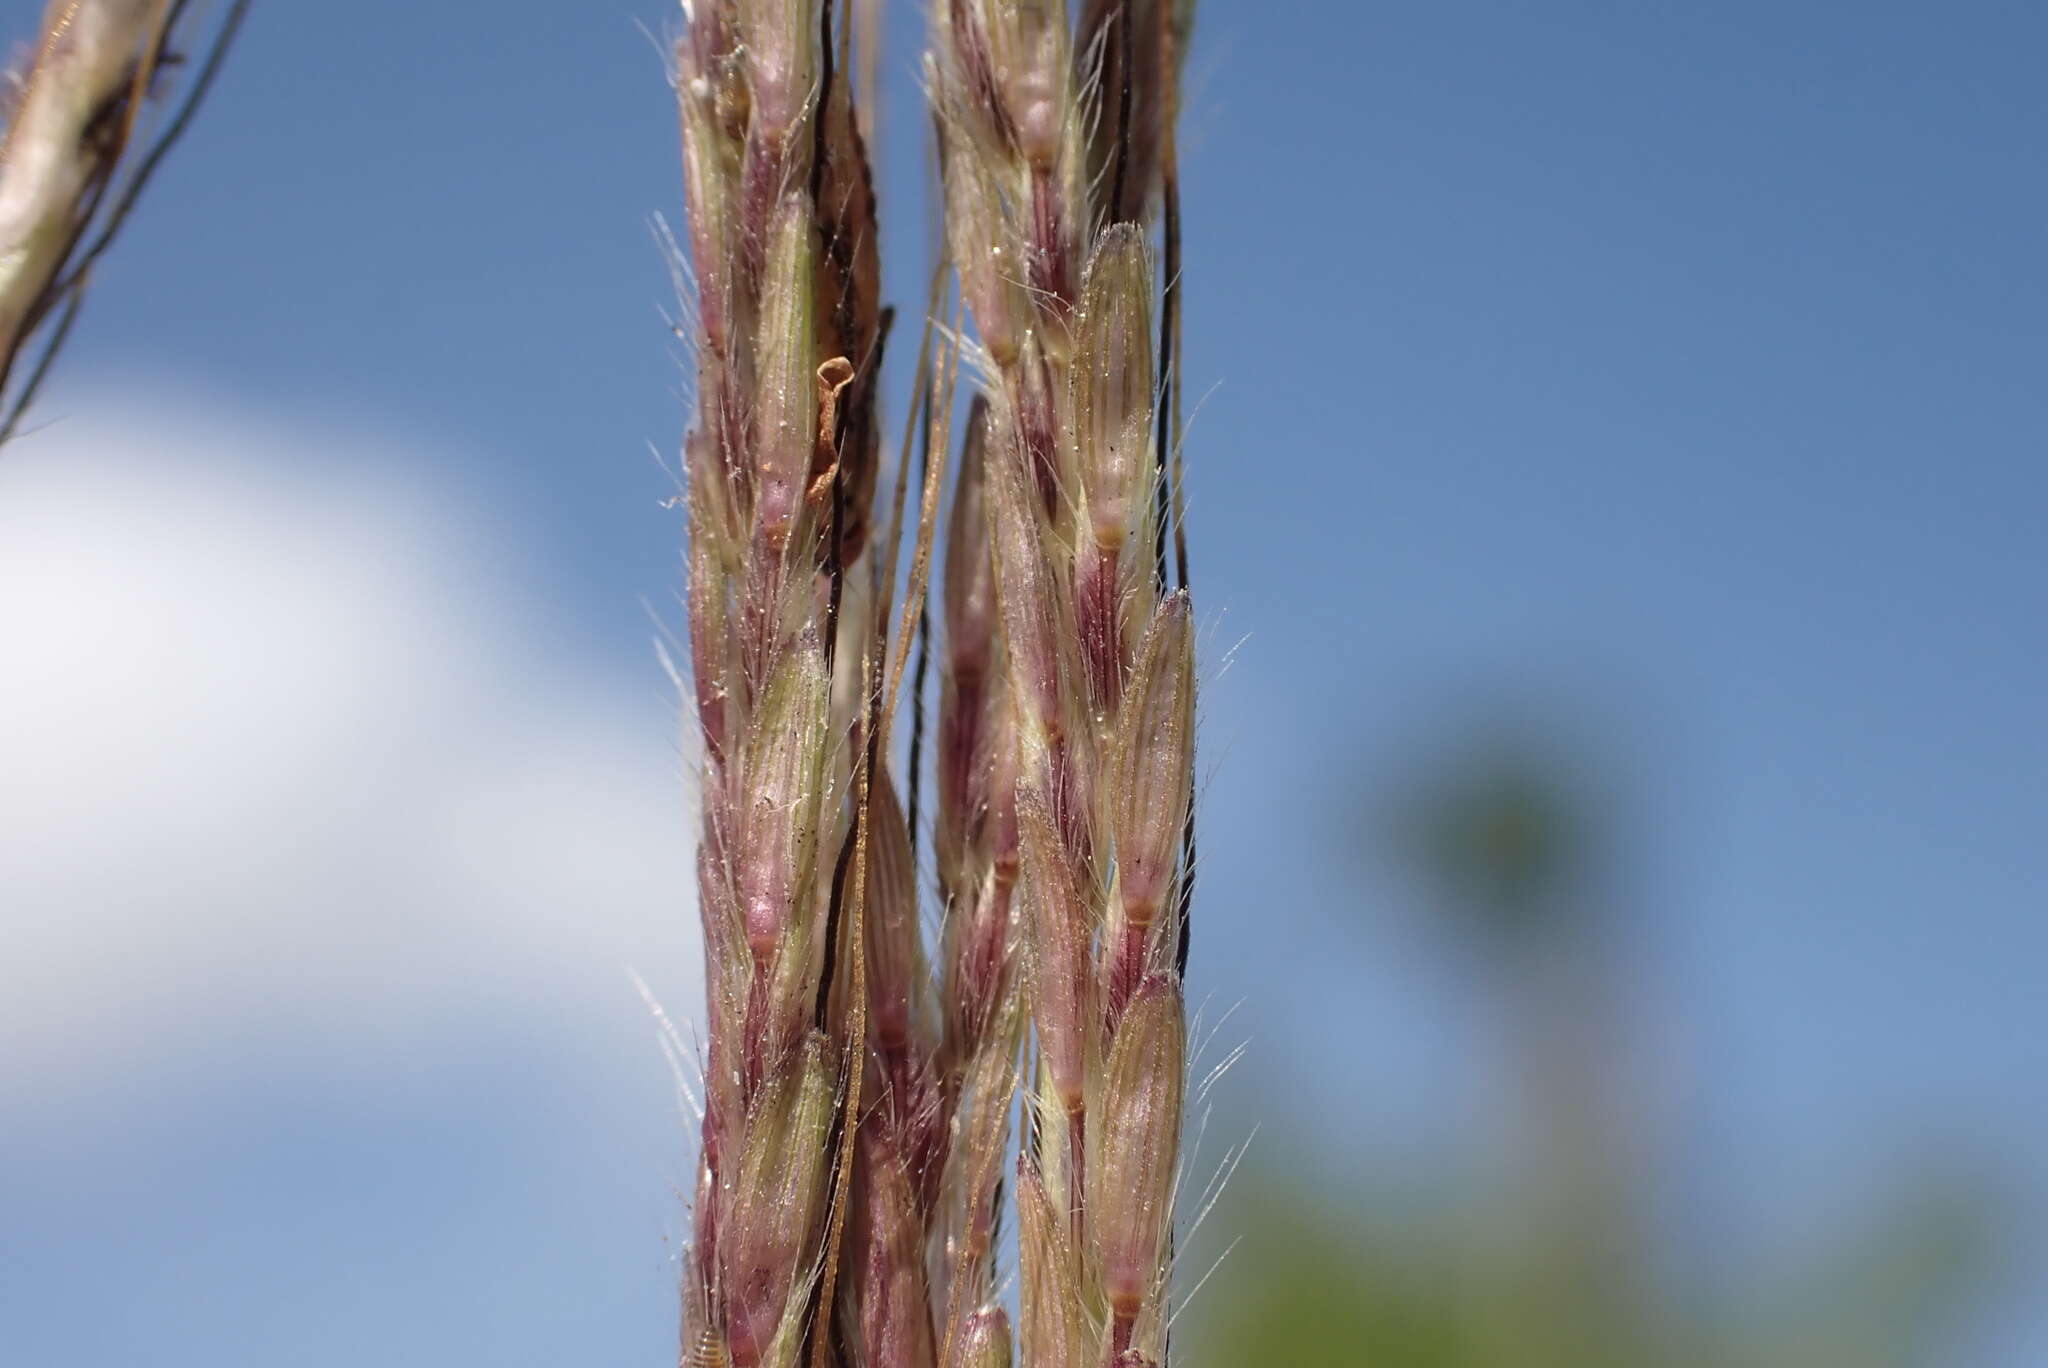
top-left (672, 4), bottom-right (1200, 1365)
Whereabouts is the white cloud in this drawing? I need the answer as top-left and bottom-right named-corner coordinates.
top-left (0, 394), bottom-right (700, 1112)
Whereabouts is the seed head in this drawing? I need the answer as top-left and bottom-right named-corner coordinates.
top-left (1070, 224), bottom-right (1156, 556)
top-left (974, 0), bottom-right (1072, 171)
top-left (1016, 1162), bottom-right (1088, 1368)
top-left (1087, 976), bottom-right (1185, 1327)
top-left (1017, 783), bottom-right (1093, 1117)
top-left (943, 866), bottom-right (1011, 1059)
top-left (687, 516), bottom-right (735, 759)
top-left (861, 771), bottom-right (927, 1056)
top-left (739, 0), bottom-right (817, 156)
top-left (735, 632), bottom-right (831, 969)
top-left (984, 424), bottom-right (1072, 749)
top-left (938, 118), bottom-right (1028, 370)
top-left (848, 1131), bottom-right (937, 1368)
top-left (1110, 590), bottom-right (1194, 932)
top-left (679, 86), bottom-right (738, 360)
top-left (942, 398), bottom-right (998, 688)
top-left (958, 1306), bottom-right (1014, 1368)
top-left (751, 194), bottom-right (818, 555)
top-left (1014, 332), bottom-right (1068, 512)
top-left (719, 1031), bottom-right (836, 1366)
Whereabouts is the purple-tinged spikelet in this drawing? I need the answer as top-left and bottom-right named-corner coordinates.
top-left (1069, 224), bottom-right (1158, 715)
top-left (985, 422), bottom-right (1072, 752)
top-left (1089, 976), bottom-right (1187, 1356)
top-left (843, 1128), bottom-right (939, 1368)
top-left (718, 1031), bottom-right (835, 1366)
top-left (1017, 782), bottom-right (1095, 1122)
top-left (957, 1306), bottom-right (1014, 1368)
top-left (1071, 226), bottom-right (1158, 552)
top-left (1016, 1162), bottom-right (1089, 1368)
top-left (1105, 591), bottom-right (1194, 1022)
top-left (749, 194), bottom-right (818, 562)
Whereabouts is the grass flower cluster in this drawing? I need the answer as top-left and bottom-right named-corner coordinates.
top-left (671, 2), bottom-right (1201, 1366)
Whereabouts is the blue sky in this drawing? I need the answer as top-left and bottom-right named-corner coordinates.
top-left (2, 1), bottom-right (2043, 1363)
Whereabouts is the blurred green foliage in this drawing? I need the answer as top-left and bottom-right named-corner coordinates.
top-left (1183, 724), bottom-right (1996, 1367)
top-left (1187, 1156), bottom-right (1991, 1367)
